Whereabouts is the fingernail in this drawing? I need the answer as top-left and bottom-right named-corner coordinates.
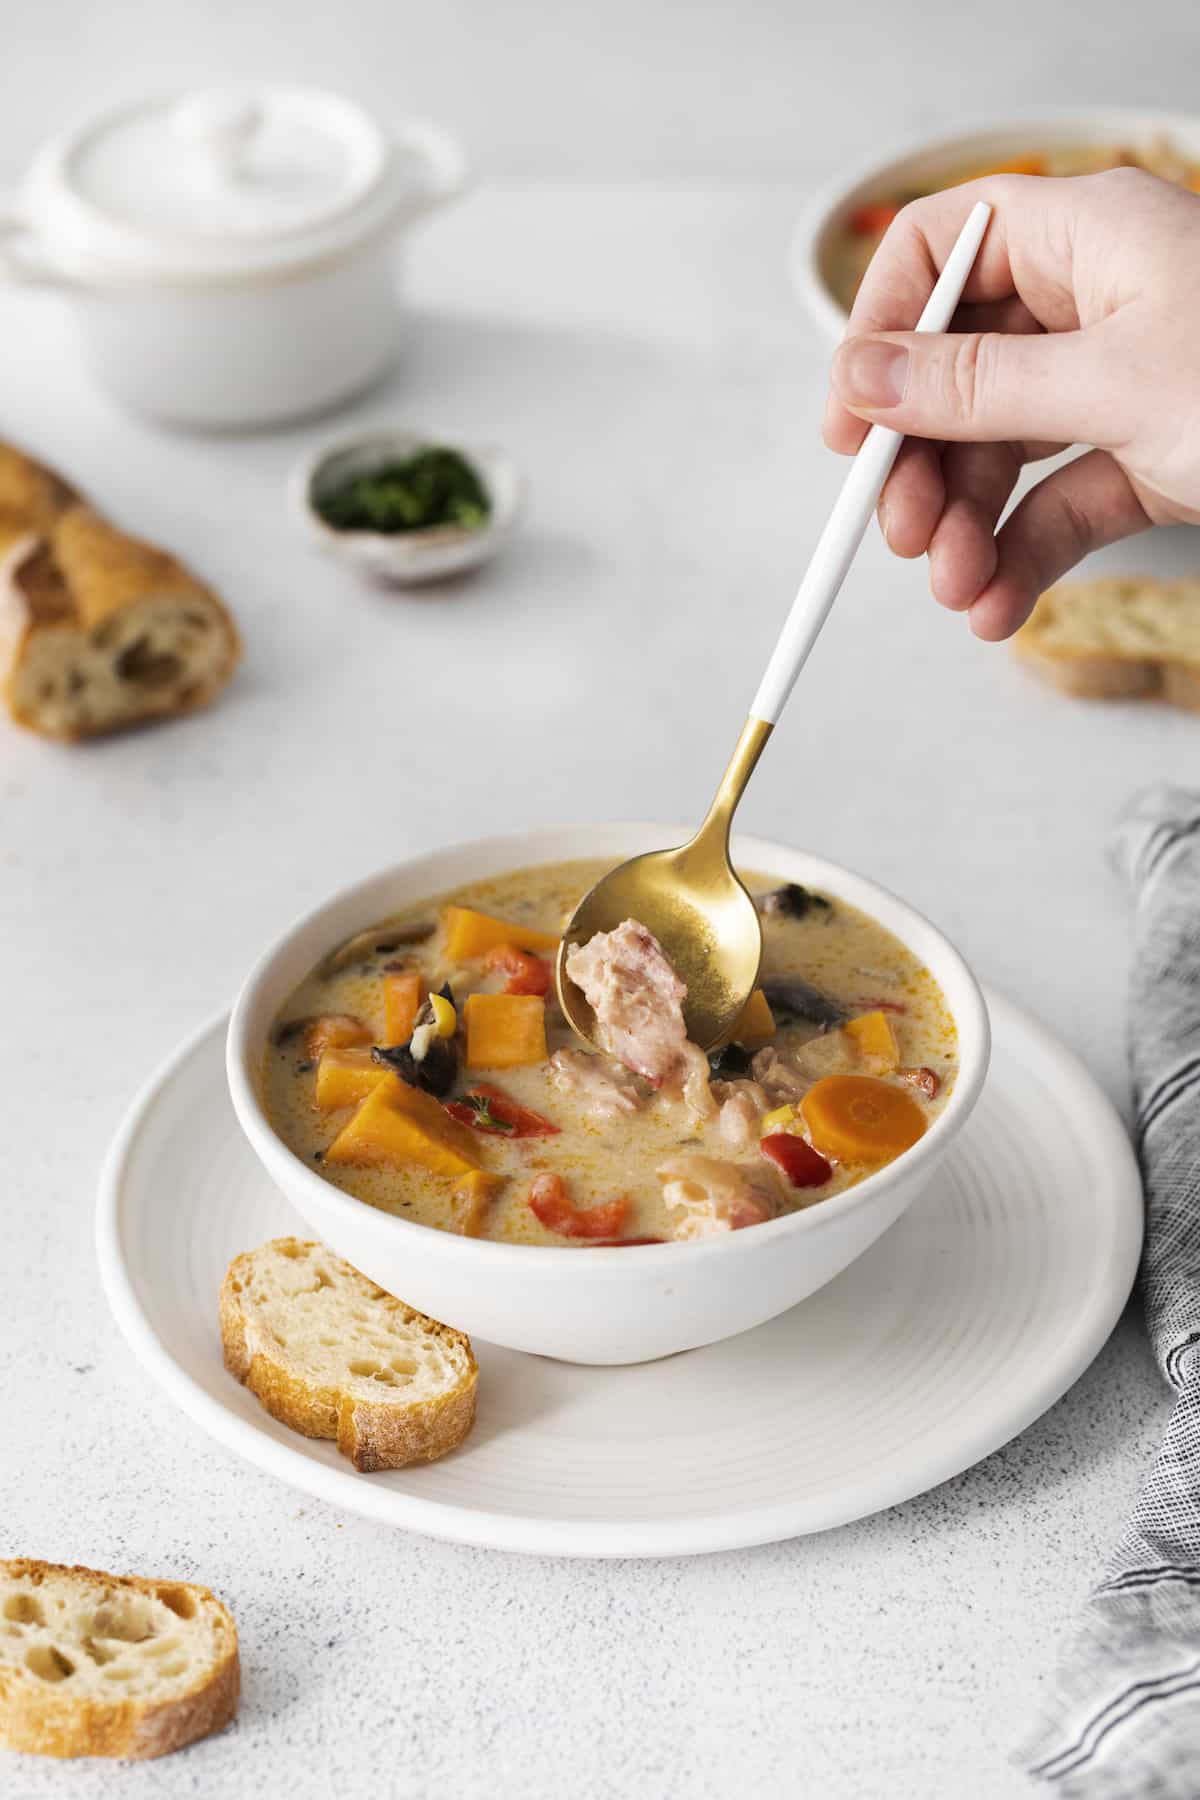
top-left (836, 338), bottom-right (909, 409)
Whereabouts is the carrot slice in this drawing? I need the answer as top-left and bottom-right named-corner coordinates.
top-left (801, 1075), bottom-right (926, 1165)
top-left (528, 1173), bottom-right (628, 1239)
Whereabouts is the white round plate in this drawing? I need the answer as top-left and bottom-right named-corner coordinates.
top-left (96, 993), bottom-right (1141, 1558)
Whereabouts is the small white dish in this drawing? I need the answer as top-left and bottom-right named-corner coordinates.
top-left (225, 825), bottom-right (991, 1365)
top-left (790, 108), bottom-right (1200, 341)
top-left (292, 431), bottom-right (523, 585)
top-left (96, 994), bottom-right (1141, 1557)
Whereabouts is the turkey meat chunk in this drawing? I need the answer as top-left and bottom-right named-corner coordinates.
top-left (564, 919), bottom-right (715, 1121)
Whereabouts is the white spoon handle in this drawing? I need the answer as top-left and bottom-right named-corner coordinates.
top-left (750, 200), bottom-right (992, 725)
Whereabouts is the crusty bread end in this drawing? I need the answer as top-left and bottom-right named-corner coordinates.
top-left (2, 507), bottom-right (240, 741)
top-left (0, 442), bottom-right (240, 742)
top-left (220, 1238), bottom-right (477, 1471)
top-left (0, 1560), bottom-right (238, 1760)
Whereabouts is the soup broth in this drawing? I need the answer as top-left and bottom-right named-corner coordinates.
top-left (264, 859), bottom-right (958, 1246)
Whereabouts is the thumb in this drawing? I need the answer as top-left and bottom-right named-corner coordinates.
top-left (831, 326), bottom-right (1125, 448)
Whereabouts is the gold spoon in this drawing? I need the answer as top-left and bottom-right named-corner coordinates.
top-left (558, 202), bottom-right (993, 1051)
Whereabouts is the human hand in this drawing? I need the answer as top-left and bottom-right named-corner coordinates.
top-left (823, 169), bottom-right (1200, 639)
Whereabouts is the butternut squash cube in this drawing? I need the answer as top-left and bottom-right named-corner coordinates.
top-left (314, 1046), bottom-right (388, 1111)
top-left (843, 1010), bottom-right (900, 1071)
top-left (463, 993), bottom-right (548, 1069)
top-left (302, 1013), bottom-right (371, 1061)
top-left (732, 988), bottom-right (776, 1051)
top-left (383, 968), bottom-right (423, 1046)
top-left (441, 905), bottom-right (558, 961)
top-left (324, 1074), bottom-right (482, 1177)
top-left (449, 1170), bottom-right (505, 1237)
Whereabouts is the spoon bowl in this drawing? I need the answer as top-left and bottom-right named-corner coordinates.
top-left (557, 717), bottom-right (772, 1050)
top-left (557, 842), bottom-right (764, 1053)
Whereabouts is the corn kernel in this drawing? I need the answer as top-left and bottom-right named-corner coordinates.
top-left (429, 992), bottom-right (457, 1038)
top-left (761, 1104), bottom-right (796, 1134)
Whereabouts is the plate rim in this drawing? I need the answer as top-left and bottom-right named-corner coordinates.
top-left (95, 991), bottom-right (1143, 1558)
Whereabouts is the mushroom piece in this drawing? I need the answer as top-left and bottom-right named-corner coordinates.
top-left (320, 919), bottom-right (435, 976)
top-left (758, 884), bottom-right (833, 922)
top-left (759, 975), bottom-right (846, 1031)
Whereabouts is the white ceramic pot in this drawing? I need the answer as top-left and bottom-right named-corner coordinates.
top-left (227, 825), bottom-right (991, 1366)
top-left (0, 87), bottom-right (466, 428)
top-left (790, 108), bottom-right (1200, 341)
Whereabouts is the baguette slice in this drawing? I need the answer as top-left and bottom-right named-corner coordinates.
top-left (0, 452), bottom-right (240, 741)
top-left (220, 1238), bottom-right (478, 1471)
top-left (0, 1560), bottom-right (238, 1760)
top-left (1013, 576), bottom-right (1200, 711)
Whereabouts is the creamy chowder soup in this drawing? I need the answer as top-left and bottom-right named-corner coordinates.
top-left (828, 136), bottom-right (1200, 314)
top-left (263, 859), bottom-right (958, 1247)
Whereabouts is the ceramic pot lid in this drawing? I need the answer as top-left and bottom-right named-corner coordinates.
top-left (21, 85), bottom-right (425, 284)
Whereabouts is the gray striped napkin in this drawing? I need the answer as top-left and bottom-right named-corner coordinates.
top-left (1021, 787), bottom-right (1200, 1796)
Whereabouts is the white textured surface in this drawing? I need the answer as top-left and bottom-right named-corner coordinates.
top-left (5, 0), bottom-right (1200, 181)
top-left (0, 177), bottom-right (1187, 1794)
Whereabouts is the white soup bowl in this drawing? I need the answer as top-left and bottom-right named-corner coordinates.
top-left (227, 825), bottom-right (990, 1365)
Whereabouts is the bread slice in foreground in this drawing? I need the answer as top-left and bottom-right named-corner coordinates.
top-left (0, 1560), bottom-right (238, 1760)
top-left (220, 1238), bottom-right (478, 1472)
top-left (1013, 576), bottom-right (1200, 711)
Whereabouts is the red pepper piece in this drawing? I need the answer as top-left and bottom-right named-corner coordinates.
top-left (445, 1081), bottom-right (560, 1138)
top-left (528, 1173), bottom-right (629, 1238)
top-left (849, 202), bottom-right (900, 236)
top-left (761, 1132), bottom-right (833, 1189)
top-left (857, 998), bottom-right (907, 1015)
top-left (898, 1065), bottom-right (940, 1099)
top-left (485, 943), bottom-right (553, 996)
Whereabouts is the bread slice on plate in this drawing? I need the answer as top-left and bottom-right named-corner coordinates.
top-left (0, 1560), bottom-right (238, 1760)
top-left (220, 1238), bottom-right (478, 1472)
top-left (1013, 576), bottom-right (1200, 710)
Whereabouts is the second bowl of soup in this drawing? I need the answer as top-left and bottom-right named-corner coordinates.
top-left (228, 826), bottom-right (990, 1363)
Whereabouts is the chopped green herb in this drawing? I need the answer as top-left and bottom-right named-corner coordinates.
top-left (315, 448), bottom-right (491, 535)
top-left (459, 1092), bottom-right (516, 1135)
